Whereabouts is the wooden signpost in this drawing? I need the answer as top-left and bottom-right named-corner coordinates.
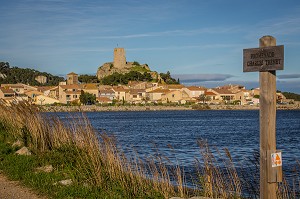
top-left (243, 35), bottom-right (284, 199)
top-left (243, 45), bottom-right (284, 72)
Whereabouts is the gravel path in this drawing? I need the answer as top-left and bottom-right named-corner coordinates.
top-left (0, 172), bottom-right (47, 199)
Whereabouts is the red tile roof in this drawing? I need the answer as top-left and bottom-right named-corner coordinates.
top-left (212, 88), bottom-right (234, 95)
top-left (80, 83), bottom-right (98, 90)
top-left (147, 88), bottom-right (169, 94)
top-left (166, 84), bottom-right (185, 89)
top-left (129, 89), bottom-right (146, 94)
top-left (97, 97), bottom-right (112, 102)
top-left (60, 84), bottom-right (81, 89)
top-left (67, 72), bottom-right (78, 75)
top-left (99, 89), bottom-right (115, 94)
top-left (0, 88), bottom-right (15, 94)
top-left (186, 86), bottom-right (206, 91)
top-left (205, 91), bottom-right (217, 96)
top-left (37, 86), bottom-right (55, 92)
top-left (112, 87), bottom-right (129, 92)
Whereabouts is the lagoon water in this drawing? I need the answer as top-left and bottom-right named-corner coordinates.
top-left (86, 110), bottom-right (299, 166)
top-left (57, 110), bottom-right (300, 192)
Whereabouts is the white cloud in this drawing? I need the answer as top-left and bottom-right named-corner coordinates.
top-left (177, 78), bottom-right (300, 94)
top-left (95, 26), bottom-right (241, 39)
top-left (126, 43), bottom-right (242, 51)
top-left (277, 74), bottom-right (300, 79)
top-left (243, 8), bottom-right (300, 41)
top-left (173, 74), bottom-right (235, 82)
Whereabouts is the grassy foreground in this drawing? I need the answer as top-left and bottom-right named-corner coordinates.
top-left (0, 101), bottom-right (299, 198)
top-left (0, 102), bottom-right (187, 198)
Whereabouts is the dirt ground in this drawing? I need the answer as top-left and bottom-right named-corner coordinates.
top-left (0, 172), bottom-right (47, 199)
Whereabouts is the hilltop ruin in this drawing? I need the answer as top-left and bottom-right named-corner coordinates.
top-left (96, 48), bottom-right (159, 80)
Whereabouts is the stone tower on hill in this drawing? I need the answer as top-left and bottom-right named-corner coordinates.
top-left (113, 48), bottom-right (126, 69)
top-left (97, 48), bottom-right (160, 81)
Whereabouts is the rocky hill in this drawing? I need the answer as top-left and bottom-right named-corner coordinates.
top-left (96, 48), bottom-right (161, 81)
top-left (97, 61), bottom-right (160, 80)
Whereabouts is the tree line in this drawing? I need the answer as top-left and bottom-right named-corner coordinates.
top-left (282, 92), bottom-right (300, 101)
top-left (100, 71), bottom-right (153, 85)
top-left (99, 70), bottom-right (179, 85)
top-left (159, 71), bottom-right (179, 84)
top-left (0, 62), bottom-right (180, 86)
top-left (0, 62), bottom-right (64, 86)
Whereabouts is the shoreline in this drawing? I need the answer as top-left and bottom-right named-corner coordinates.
top-left (40, 104), bottom-right (300, 112)
top-left (1, 103), bottom-right (299, 198)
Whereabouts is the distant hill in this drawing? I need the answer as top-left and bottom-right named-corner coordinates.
top-left (96, 48), bottom-right (179, 85)
top-left (98, 63), bottom-right (179, 85)
top-left (97, 60), bottom-right (160, 80)
top-left (0, 62), bottom-right (65, 86)
top-left (282, 92), bottom-right (300, 101)
top-left (96, 48), bottom-right (162, 82)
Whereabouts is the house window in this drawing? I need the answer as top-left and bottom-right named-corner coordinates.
top-left (73, 95), bottom-right (77, 98)
top-left (133, 95), bottom-right (137, 98)
top-left (66, 95), bottom-right (71, 101)
top-left (172, 94), bottom-right (175, 98)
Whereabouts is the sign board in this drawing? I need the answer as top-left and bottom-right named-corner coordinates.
top-left (271, 152), bottom-right (282, 167)
top-left (243, 45), bottom-right (284, 72)
top-left (268, 150), bottom-right (283, 182)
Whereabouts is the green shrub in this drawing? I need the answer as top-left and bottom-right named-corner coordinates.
top-left (192, 104), bottom-right (210, 110)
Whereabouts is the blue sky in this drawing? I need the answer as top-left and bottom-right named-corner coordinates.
top-left (1, 0), bottom-right (300, 93)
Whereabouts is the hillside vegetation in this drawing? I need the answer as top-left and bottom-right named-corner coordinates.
top-left (78, 74), bottom-right (99, 83)
top-left (101, 71), bottom-right (153, 85)
top-left (282, 92), bottom-right (300, 101)
top-left (96, 57), bottom-right (179, 85)
top-left (0, 62), bottom-right (64, 86)
top-left (159, 71), bottom-right (179, 84)
top-left (100, 70), bottom-right (179, 85)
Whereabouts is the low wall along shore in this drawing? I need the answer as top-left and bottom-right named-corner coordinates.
top-left (41, 104), bottom-right (300, 112)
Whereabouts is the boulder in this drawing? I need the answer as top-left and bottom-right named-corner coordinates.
top-left (35, 165), bottom-right (53, 173)
top-left (12, 140), bottom-right (23, 147)
top-left (54, 179), bottom-right (73, 186)
top-left (15, 147), bottom-right (31, 156)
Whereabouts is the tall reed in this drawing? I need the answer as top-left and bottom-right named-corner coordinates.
top-left (0, 100), bottom-right (299, 198)
top-left (196, 139), bottom-right (242, 198)
top-left (0, 101), bottom-right (187, 198)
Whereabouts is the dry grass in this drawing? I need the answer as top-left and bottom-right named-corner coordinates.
top-left (0, 101), bottom-right (299, 198)
top-left (195, 139), bottom-right (300, 199)
top-left (196, 139), bottom-right (242, 198)
top-left (0, 101), bottom-right (187, 198)
top-left (277, 161), bottom-right (300, 199)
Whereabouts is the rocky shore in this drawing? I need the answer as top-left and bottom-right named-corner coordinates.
top-left (41, 105), bottom-right (192, 112)
top-left (40, 103), bottom-right (300, 112)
